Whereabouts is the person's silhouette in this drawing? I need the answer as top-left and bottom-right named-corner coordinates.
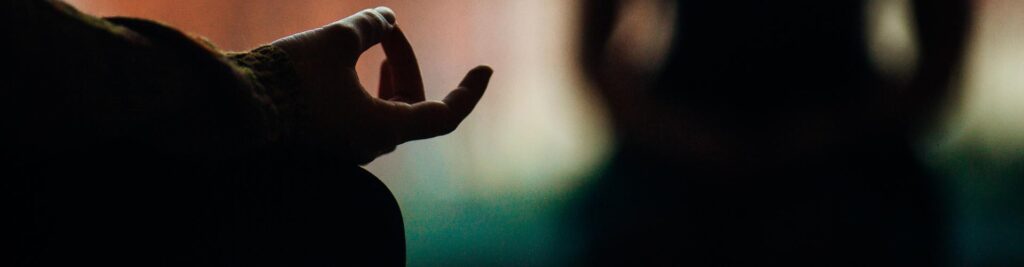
top-left (6, 1), bottom-right (490, 266)
top-left (573, 0), bottom-right (970, 265)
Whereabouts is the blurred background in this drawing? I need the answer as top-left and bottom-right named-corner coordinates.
top-left (66, 0), bottom-right (1022, 265)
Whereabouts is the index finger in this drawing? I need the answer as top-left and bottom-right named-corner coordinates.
top-left (325, 7), bottom-right (397, 63)
top-left (381, 25), bottom-right (426, 103)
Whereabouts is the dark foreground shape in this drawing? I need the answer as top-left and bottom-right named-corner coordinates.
top-left (11, 150), bottom-right (406, 266)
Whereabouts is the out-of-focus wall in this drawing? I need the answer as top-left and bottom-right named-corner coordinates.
top-left (65, 0), bottom-right (611, 265)
top-left (924, 0), bottom-right (1024, 264)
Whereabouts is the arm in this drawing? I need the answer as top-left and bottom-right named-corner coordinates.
top-left (7, 0), bottom-right (297, 160)
top-left (5, 1), bottom-right (491, 163)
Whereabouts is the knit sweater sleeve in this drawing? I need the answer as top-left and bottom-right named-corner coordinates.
top-left (5, 0), bottom-right (309, 160)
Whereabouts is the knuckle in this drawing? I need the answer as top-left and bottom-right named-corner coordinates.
top-left (357, 9), bottom-right (380, 20)
top-left (358, 9), bottom-right (388, 28)
top-left (322, 22), bottom-right (362, 49)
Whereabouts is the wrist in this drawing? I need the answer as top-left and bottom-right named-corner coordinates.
top-left (230, 45), bottom-right (312, 145)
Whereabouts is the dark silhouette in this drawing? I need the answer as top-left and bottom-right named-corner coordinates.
top-left (574, 0), bottom-right (970, 265)
top-left (6, 1), bottom-right (490, 266)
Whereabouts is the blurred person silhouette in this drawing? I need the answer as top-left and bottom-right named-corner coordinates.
top-left (572, 0), bottom-right (970, 265)
top-left (6, 1), bottom-right (491, 266)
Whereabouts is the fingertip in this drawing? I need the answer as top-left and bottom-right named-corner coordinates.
top-left (472, 65), bottom-right (494, 82)
top-left (374, 6), bottom-right (397, 25)
top-left (460, 65), bottom-right (494, 91)
top-left (331, 7), bottom-right (396, 57)
top-left (473, 65), bottom-right (494, 75)
top-left (443, 66), bottom-right (493, 120)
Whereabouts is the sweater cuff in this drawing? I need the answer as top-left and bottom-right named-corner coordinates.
top-left (228, 45), bottom-right (309, 145)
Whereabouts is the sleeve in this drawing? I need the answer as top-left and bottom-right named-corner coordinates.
top-left (4, 0), bottom-right (309, 160)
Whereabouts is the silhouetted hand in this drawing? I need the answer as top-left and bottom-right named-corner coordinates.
top-left (272, 7), bottom-right (492, 164)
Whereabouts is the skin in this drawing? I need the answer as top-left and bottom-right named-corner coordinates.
top-left (272, 7), bottom-right (493, 164)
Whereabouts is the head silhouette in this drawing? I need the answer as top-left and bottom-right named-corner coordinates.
top-left (580, 0), bottom-right (970, 170)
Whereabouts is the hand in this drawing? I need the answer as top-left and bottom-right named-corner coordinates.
top-left (271, 7), bottom-right (492, 164)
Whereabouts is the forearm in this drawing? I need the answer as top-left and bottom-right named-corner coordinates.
top-left (6, 0), bottom-right (304, 160)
